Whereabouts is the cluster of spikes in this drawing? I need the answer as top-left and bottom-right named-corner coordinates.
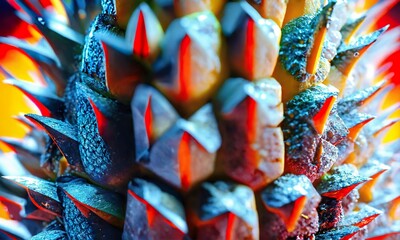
top-left (0, 0), bottom-right (399, 239)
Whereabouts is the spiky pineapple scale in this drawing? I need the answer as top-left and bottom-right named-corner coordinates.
top-left (0, 0), bottom-right (399, 239)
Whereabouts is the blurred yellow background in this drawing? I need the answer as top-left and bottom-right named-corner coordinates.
top-left (0, 46), bottom-right (40, 150)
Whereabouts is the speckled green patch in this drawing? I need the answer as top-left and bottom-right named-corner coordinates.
top-left (279, 1), bottom-right (335, 84)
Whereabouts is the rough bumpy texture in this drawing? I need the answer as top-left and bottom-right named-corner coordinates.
top-left (80, 14), bottom-right (122, 90)
top-left (0, 0), bottom-right (399, 240)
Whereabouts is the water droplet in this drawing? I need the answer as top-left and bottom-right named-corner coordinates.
top-left (38, 17), bottom-right (45, 25)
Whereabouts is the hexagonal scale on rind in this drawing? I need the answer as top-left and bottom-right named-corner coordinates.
top-left (260, 174), bottom-right (321, 239)
top-left (123, 178), bottom-right (188, 240)
top-left (190, 181), bottom-right (258, 240)
top-left (216, 78), bottom-right (284, 190)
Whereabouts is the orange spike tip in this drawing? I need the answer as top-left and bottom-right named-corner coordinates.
top-left (333, 26), bottom-right (389, 76)
top-left (306, 1), bottom-right (336, 75)
top-left (339, 205), bottom-right (382, 228)
top-left (266, 195), bottom-right (308, 233)
top-left (307, 26), bottom-right (327, 75)
top-left (347, 117), bottom-right (375, 141)
top-left (388, 196), bottom-right (400, 221)
top-left (313, 96), bottom-right (337, 134)
top-left (322, 182), bottom-right (369, 200)
top-left (318, 165), bottom-right (370, 200)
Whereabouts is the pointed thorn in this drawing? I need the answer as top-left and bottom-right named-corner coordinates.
top-left (0, 36), bottom-right (59, 63)
top-left (338, 80), bottom-right (388, 113)
top-left (352, 210), bottom-right (381, 228)
top-left (97, 32), bottom-right (147, 103)
top-left (388, 196), bottom-right (400, 221)
top-left (306, 1), bottom-right (336, 75)
top-left (316, 226), bottom-right (360, 240)
top-left (127, 179), bottom-right (188, 234)
top-left (266, 195), bottom-right (307, 233)
top-left (0, 137), bottom-right (40, 157)
top-left (10, 0), bottom-right (83, 73)
top-left (366, 232), bottom-right (400, 240)
top-left (356, 0), bottom-right (396, 36)
top-left (0, 216), bottom-right (35, 239)
top-left (341, 15), bottom-right (367, 44)
top-left (373, 118), bottom-right (400, 138)
top-left (4, 79), bottom-right (64, 118)
top-left (61, 180), bottom-right (125, 227)
top-left (2, 176), bottom-right (59, 202)
top-left (347, 117), bottom-right (375, 141)
top-left (12, 115), bottom-right (36, 130)
top-left (24, 114), bottom-right (82, 167)
top-left (359, 165), bottom-right (389, 203)
top-left (88, 98), bottom-right (108, 137)
top-left (367, 82), bottom-right (394, 111)
top-left (374, 62), bottom-right (393, 81)
top-left (322, 178), bottom-right (371, 200)
top-left (0, 192), bottom-right (24, 221)
top-left (132, 10), bottom-right (150, 58)
top-left (318, 165), bottom-right (370, 200)
top-left (0, 37), bottom-right (67, 92)
top-left (333, 26), bottom-right (388, 76)
top-left (307, 27), bottom-right (327, 75)
top-left (125, 2), bottom-right (163, 60)
top-left (15, 0), bottom-right (43, 16)
top-left (313, 96), bottom-right (337, 134)
top-left (128, 189), bottom-right (158, 225)
top-left (362, 80), bottom-right (389, 105)
top-left (186, 103), bottom-right (221, 153)
top-left (376, 103), bottom-right (400, 122)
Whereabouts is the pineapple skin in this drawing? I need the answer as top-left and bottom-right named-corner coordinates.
top-left (0, 0), bottom-right (398, 240)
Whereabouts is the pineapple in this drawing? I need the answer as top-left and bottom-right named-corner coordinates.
top-left (0, 0), bottom-right (399, 239)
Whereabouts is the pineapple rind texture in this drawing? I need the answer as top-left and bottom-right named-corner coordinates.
top-left (279, 6), bottom-right (331, 84)
top-left (0, 0), bottom-right (399, 239)
top-left (81, 14), bottom-right (122, 86)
